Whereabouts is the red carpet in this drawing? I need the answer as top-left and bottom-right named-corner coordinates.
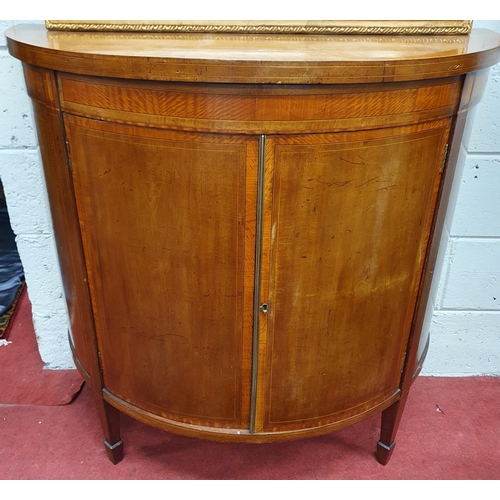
top-left (0, 289), bottom-right (83, 405)
top-left (1, 292), bottom-right (499, 479)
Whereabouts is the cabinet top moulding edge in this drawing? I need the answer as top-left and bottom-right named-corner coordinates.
top-left (5, 25), bottom-right (500, 85)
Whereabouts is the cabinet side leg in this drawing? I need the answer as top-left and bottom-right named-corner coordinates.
top-left (376, 392), bottom-right (409, 466)
top-left (92, 390), bottom-right (124, 464)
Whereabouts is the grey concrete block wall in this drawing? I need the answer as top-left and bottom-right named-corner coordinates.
top-left (0, 20), bottom-right (499, 372)
top-left (421, 20), bottom-right (500, 375)
top-left (0, 20), bottom-right (71, 368)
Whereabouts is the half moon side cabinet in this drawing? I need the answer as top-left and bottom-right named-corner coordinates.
top-left (6, 24), bottom-right (500, 465)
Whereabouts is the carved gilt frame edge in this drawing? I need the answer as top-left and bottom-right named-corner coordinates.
top-left (45, 21), bottom-right (473, 36)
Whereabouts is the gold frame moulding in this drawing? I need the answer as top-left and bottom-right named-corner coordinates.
top-left (44, 20), bottom-right (473, 36)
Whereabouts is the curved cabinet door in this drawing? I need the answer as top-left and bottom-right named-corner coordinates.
top-left (64, 115), bottom-right (258, 430)
top-left (255, 120), bottom-right (451, 433)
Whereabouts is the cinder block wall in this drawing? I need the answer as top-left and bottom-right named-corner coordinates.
top-left (421, 19), bottom-right (500, 375)
top-left (0, 20), bottom-right (71, 368)
top-left (0, 20), bottom-right (499, 372)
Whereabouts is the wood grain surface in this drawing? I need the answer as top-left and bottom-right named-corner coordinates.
top-left (66, 115), bottom-right (258, 428)
top-left (22, 65), bottom-right (102, 390)
top-left (7, 25), bottom-right (500, 461)
top-left (6, 25), bottom-right (500, 84)
top-left (56, 74), bottom-right (462, 134)
top-left (259, 122), bottom-right (449, 431)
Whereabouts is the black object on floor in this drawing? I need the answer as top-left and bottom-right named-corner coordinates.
top-left (0, 197), bottom-right (24, 317)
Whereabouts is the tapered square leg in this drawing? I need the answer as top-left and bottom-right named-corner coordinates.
top-left (377, 392), bottom-right (409, 465)
top-left (103, 436), bottom-right (124, 464)
top-left (92, 390), bottom-right (123, 464)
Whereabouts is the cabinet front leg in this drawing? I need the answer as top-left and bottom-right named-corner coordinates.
top-left (377, 392), bottom-right (409, 466)
top-left (92, 390), bottom-right (124, 464)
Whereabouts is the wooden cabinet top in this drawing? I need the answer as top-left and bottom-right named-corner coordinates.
top-left (6, 24), bottom-right (500, 84)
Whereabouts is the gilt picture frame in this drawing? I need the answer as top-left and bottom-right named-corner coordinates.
top-left (45, 20), bottom-right (473, 36)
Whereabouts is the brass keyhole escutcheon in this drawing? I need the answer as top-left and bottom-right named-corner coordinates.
top-left (260, 303), bottom-right (268, 314)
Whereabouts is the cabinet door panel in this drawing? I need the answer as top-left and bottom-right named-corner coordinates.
top-left (258, 122), bottom-right (450, 431)
top-left (65, 115), bottom-right (257, 429)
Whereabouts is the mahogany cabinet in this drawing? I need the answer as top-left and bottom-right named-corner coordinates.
top-left (6, 24), bottom-right (500, 465)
